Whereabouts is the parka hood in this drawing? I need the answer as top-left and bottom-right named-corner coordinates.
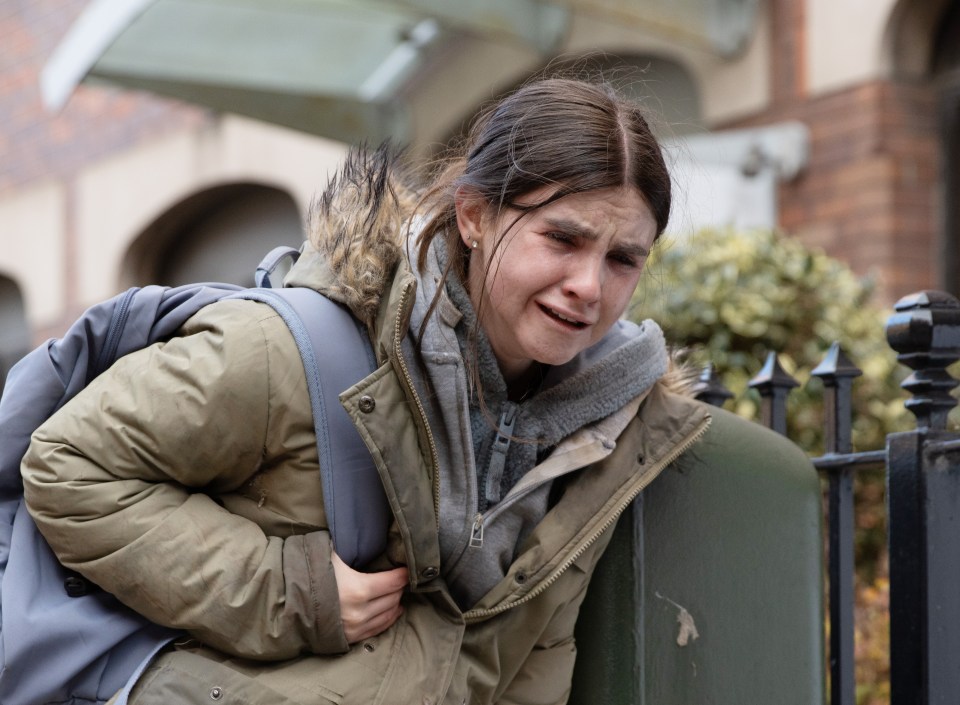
top-left (286, 146), bottom-right (419, 328)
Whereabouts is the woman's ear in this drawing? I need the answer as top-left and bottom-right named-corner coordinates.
top-left (454, 187), bottom-right (487, 249)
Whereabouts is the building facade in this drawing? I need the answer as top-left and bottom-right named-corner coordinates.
top-left (0, 0), bottom-right (957, 388)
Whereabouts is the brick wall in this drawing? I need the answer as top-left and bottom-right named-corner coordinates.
top-left (0, 0), bottom-right (210, 193)
top-left (783, 81), bottom-right (938, 301)
top-left (770, 0), bottom-right (806, 105)
top-left (725, 0), bottom-right (940, 305)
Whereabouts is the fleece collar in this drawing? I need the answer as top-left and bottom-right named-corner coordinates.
top-left (431, 236), bottom-right (669, 509)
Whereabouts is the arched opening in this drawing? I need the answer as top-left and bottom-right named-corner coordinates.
top-left (883, 0), bottom-right (960, 294)
top-left (934, 2), bottom-right (960, 293)
top-left (589, 53), bottom-right (704, 137)
top-left (0, 275), bottom-right (30, 393)
top-left (122, 183), bottom-right (304, 289)
top-left (886, 0), bottom-right (955, 78)
top-left (437, 53), bottom-right (702, 151)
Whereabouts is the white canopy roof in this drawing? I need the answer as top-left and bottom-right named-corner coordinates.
top-left (42, 0), bottom-right (758, 145)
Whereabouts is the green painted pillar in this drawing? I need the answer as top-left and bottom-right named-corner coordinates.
top-left (571, 407), bottom-right (825, 705)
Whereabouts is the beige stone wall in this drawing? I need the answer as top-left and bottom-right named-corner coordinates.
top-left (71, 117), bottom-right (344, 306)
top-left (2, 0), bottom-right (947, 340)
top-left (806, 0), bottom-right (901, 93)
top-left (0, 115), bottom-right (344, 337)
top-left (0, 180), bottom-right (66, 325)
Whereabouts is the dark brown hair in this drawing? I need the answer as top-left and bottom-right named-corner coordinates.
top-left (411, 77), bottom-right (672, 411)
top-left (415, 77), bottom-right (672, 282)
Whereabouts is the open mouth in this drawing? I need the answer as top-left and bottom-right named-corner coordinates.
top-left (540, 304), bottom-right (588, 329)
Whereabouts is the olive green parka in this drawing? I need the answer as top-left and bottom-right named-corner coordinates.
top-left (22, 153), bottom-right (711, 705)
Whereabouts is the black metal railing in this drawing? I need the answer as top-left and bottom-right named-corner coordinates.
top-left (692, 290), bottom-right (960, 705)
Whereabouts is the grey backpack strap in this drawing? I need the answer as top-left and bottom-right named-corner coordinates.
top-left (255, 246), bottom-right (301, 289)
top-left (237, 288), bottom-right (386, 569)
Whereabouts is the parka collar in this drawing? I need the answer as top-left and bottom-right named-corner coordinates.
top-left (282, 144), bottom-right (420, 361)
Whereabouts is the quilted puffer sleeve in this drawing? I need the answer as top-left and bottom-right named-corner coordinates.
top-left (22, 299), bottom-right (349, 660)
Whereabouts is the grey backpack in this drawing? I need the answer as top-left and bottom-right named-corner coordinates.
top-left (0, 247), bottom-right (388, 705)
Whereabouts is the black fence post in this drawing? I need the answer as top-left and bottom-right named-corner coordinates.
top-left (748, 351), bottom-right (798, 435)
top-left (885, 291), bottom-right (960, 705)
top-left (811, 343), bottom-right (861, 705)
top-left (692, 363), bottom-right (734, 408)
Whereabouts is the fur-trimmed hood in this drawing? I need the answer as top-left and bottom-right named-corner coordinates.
top-left (286, 146), bottom-right (697, 396)
top-left (287, 146), bottom-right (420, 328)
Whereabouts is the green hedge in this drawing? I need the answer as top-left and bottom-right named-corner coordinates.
top-left (629, 227), bottom-right (913, 454)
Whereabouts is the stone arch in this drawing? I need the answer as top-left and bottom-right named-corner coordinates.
top-left (934, 2), bottom-right (960, 293)
top-left (0, 274), bottom-right (30, 393)
top-left (583, 53), bottom-right (704, 137)
top-left (884, 0), bottom-right (960, 293)
top-left (885, 0), bottom-right (955, 78)
top-left (121, 182), bottom-right (304, 289)
top-left (437, 53), bottom-right (702, 151)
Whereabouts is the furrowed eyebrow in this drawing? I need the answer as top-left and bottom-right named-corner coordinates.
top-left (543, 216), bottom-right (650, 258)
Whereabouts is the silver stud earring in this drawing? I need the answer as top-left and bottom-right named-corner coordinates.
top-left (471, 240), bottom-right (478, 249)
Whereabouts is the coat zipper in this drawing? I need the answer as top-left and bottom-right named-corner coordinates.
top-left (469, 392), bottom-right (653, 551)
top-left (481, 403), bottom-right (517, 509)
top-left (463, 414), bottom-right (711, 622)
top-left (392, 282), bottom-right (442, 525)
top-left (468, 433), bottom-right (610, 550)
top-left (470, 512), bottom-right (484, 548)
top-left (469, 405), bottom-right (518, 549)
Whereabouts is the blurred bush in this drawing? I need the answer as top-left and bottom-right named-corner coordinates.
top-left (629, 226), bottom-right (913, 454)
top-left (855, 574), bottom-right (890, 705)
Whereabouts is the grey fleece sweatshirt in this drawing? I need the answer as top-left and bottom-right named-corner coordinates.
top-left (403, 237), bottom-right (668, 608)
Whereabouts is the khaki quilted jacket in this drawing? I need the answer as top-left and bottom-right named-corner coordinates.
top-left (22, 152), bottom-right (712, 705)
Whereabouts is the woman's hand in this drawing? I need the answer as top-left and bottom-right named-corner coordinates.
top-left (332, 552), bottom-right (409, 643)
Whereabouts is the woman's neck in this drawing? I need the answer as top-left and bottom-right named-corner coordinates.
top-left (506, 362), bottom-right (546, 403)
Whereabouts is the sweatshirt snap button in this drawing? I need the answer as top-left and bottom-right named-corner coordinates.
top-left (515, 571), bottom-right (527, 584)
top-left (209, 687), bottom-right (223, 700)
top-left (358, 395), bottom-right (376, 413)
top-left (420, 566), bottom-right (439, 580)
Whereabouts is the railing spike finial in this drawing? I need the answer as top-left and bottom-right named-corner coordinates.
top-left (811, 342), bottom-right (863, 382)
top-left (748, 352), bottom-right (799, 435)
top-left (885, 290), bottom-right (960, 431)
top-left (812, 342), bottom-right (861, 456)
top-left (748, 351), bottom-right (800, 391)
top-left (692, 363), bottom-right (734, 408)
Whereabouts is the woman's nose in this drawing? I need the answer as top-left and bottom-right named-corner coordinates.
top-left (562, 256), bottom-right (603, 303)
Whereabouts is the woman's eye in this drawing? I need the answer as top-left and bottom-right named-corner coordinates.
top-left (609, 252), bottom-right (640, 268)
top-left (545, 231), bottom-right (573, 244)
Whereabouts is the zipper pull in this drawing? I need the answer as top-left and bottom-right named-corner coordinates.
top-left (483, 404), bottom-right (517, 507)
top-left (470, 513), bottom-right (484, 548)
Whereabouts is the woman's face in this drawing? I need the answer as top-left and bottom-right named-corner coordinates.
top-left (457, 185), bottom-right (658, 383)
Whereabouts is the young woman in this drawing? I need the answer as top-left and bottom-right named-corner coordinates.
top-left (22, 77), bottom-right (711, 704)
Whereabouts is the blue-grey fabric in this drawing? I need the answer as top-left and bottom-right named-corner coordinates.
top-left (0, 284), bottom-right (219, 705)
top-left (240, 288), bottom-right (382, 569)
top-left (0, 282), bottom-right (379, 705)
